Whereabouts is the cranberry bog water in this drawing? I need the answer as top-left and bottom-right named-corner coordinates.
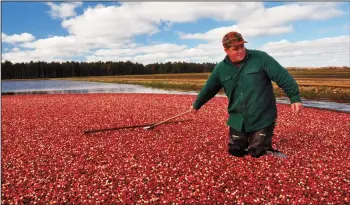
top-left (2, 93), bottom-right (349, 204)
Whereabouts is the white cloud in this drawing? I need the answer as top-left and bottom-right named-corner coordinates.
top-left (239, 3), bottom-right (343, 28)
top-left (87, 52), bottom-right (191, 65)
top-left (2, 36), bottom-right (88, 63)
top-left (85, 35), bottom-right (350, 67)
top-left (87, 41), bottom-right (228, 65)
top-left (47, 2), bottom-right (83, 19)
top-left (21, 35), bottom-right (88, 56)
top-left (6, 35), bottom-right (348, 67)
top-left (2, 49), bottom-right (56, 63)
top-left (129, 2), bottom-right (261, 22)
top-left (259, 36), bottom-right (350, 67)
top-left (45, 2), bottom-right (348, 52)
top-left (11, 48), bottom-right (20, 52)
top-left (1, 48), bottom-right (77, 63)
top-left (88, 44), bottom-right (189, 65)
top-left (179, 2), bottom-right (343, 42)
top-left (94, 44), bottom-right (187, 57)
top-left (62, 4), bottom-right (155, 41)
top-left (60, 2), bottom-right (263, 48)
top-left (179, 25), bottom-right (293, 43)
top-left (2, 32), bottom-right (35, 44)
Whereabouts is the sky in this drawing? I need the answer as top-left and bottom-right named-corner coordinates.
top-left (1, 2), bottom-right (350, 67)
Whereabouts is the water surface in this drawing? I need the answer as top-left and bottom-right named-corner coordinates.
top-left (2, 79), bottom-right (349, 113)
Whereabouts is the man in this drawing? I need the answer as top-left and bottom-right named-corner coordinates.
top-left (191, 31), bottom-right (303, 158)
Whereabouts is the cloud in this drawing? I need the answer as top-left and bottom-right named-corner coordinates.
top-left (60, 3), bottom-right (263, 46)
top-left (61, 4), bottom-right (157, 46)
top-left (2, 2), bottom-right (348, 67)
top-left (87, 41), bottom-right (229, 65)
top-left (179, 25), bottom-right (293, 43)
top-left (20, 35), bottom-right (88, 56)
top-left (2, 49), bottom-right (58, 63)
top-left (65, 2), bottom-right (339, 51)
top-left (2, 32), bottom-right (35, 44)
top-left (239, 2), bottom-right (343, 28)
top-left (179, 2), bottom-right (344, 42)
top-left (85, 35), bottom-right (349, 67)
top-left (47, 2), bottom-right (83, 19)
top-left (1, 48), bottom-right (78, 63)
top-left (11, 48), bottom-right (21, 52)
top-left (2, 35), bottom-right (89, 63)
top-left (259, 36), bottom-right (350, 67)
top-left (46, 2), bottom-right (349, 52)
top-left (94, 44), bottom-right (187, 56)
top-left (58, 3), bottom-right (259, 53)
top-left (88, 44), bottom-right (189, 65)
top-left (5, 35), bottom-right (348, 67)
top-left (128, 2), bottom-right (261, 22)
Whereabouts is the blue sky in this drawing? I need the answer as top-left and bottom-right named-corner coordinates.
top-left (1, 2), bottom-right (349, 67)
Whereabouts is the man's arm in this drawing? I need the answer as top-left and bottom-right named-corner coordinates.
top-left (192, 68), bottom-right (222, 110)
top-left (262, 52), bottom-right (303, 114)
top-left (262, 52), bottom-right (301, 103)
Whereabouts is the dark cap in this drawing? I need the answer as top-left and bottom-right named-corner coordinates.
top-left (222, 31), bottom-right (247, 48)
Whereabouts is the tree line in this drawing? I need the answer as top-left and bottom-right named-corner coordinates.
top-left (1, 61), bottom-right (216, 79)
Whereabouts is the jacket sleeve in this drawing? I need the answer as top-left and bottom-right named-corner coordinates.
top-left (192, 67), bottom-right (222, 110)
top-left (262, 52), bottom-right (302, 103)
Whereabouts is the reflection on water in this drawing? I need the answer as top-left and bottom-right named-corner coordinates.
top-left (2, 88), bottom-right (136, 95)
top-left (276, 97), bottom-right (350, 113)
top-left (1, 79), bottom-right (197, 95)
top-left (2, 79), bottom-right (350, 113)
top-left (2, 88), bottom-right (200, 95)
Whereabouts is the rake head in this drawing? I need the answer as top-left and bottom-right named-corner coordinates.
top-left (143, 125), bottom-right (154, 130)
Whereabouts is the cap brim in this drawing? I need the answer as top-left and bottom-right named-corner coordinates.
top-left (233, 40), bottom-right (247, 46)
top-left (225, 40), bottom-right (247, 48)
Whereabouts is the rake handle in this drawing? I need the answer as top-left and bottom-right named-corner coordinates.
top-left (84, 123), bottom-right (154, 134)
top-left (150, 109), bottom-right (191, 128)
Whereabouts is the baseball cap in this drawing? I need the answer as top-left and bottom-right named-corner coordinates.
top-left (222, 31), bottom-right (247, 49)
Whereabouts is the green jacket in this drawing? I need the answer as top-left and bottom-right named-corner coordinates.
top-left (193, 49), bottom-right (301, 132)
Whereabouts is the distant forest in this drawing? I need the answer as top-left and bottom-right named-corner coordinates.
top-left (1, 60), bottom-right (349, 80)
top-left (1, 60), bottom-right (216, 79)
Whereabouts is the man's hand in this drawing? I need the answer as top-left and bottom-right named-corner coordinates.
top-left (291, 102), bottom-right (303, 114)
top-left (190, 105), bottom-right (198, 113)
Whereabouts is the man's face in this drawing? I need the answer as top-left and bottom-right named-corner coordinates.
top-left (224, 44), bottom-right (246, 63)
